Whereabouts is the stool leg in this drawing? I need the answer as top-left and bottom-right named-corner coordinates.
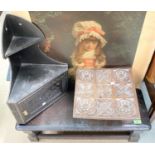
top-left (128, 131), bottom-right (140, 142)
top-left (24, 131), bottom-right (39, 142)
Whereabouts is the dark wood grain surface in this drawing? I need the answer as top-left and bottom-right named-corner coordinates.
top-left (16, 89), bottom-right (151, 132)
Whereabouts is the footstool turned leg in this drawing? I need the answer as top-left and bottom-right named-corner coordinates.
top-left (25, 131), bottom-right (39, 142)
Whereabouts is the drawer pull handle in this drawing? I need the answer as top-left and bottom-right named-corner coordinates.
top-left (23, 110), bottom-right (28, 116)
top-left (42, 102), bottom-right (47, 106)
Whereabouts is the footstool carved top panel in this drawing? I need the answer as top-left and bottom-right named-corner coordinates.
top-left (73, 68), bottom-right (140, 120)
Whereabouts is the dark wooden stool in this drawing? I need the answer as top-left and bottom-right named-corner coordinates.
top-left (16, 89), bottom-right (151, 142)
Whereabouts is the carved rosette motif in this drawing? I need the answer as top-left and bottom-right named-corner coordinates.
top-left (76, 69), bottom-right (94, 82)
top-left (74, 97), bottom-right (97, 115)
top-left (115, 98), bottom-right (136, 115)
